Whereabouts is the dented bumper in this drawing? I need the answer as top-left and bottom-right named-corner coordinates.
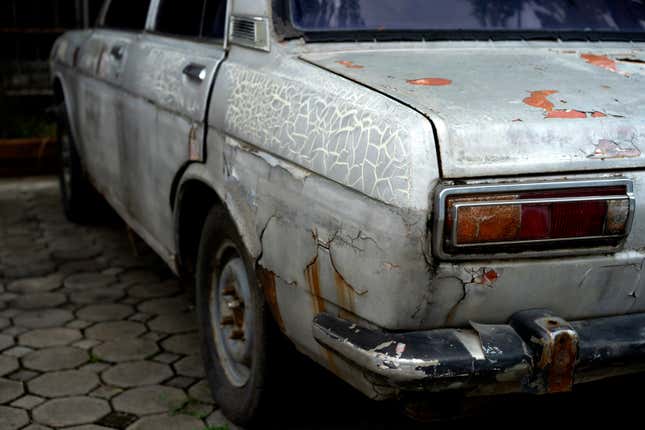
top-left (313, 310), bottom-right (645, 395)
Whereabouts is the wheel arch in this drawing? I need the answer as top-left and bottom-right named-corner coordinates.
top-left (51, 73), bottom-right (79, 145)
top-left (173, 164), bottom-right (262, 280)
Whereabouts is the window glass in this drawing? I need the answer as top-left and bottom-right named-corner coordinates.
top-left (202, 0), bottom-right (227, 39)
top-left (103, 0), bottom-right (151, 31)
top-left (155, 0), bottom-right (226, 39)
top-left (156, 0), bottom-right (204, 37)
top-left (290, 0), bottom-right (645, 34)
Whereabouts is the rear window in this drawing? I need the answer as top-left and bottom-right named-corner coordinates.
top-left (103, 0), bottom-right (151, 31)
top-left (155, 0), bottom-right (227, 40)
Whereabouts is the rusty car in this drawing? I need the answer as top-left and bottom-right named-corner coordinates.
top-left (50, 0), bottom-right (645, 425)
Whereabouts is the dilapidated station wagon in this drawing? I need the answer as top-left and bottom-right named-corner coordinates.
top-left (51, 0), bottom-right (645, 425)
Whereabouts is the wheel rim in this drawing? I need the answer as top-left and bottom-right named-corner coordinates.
top-left (60, 128), bottom-right (73, 199)
top-left (210, 245), bottom-right (253, 387)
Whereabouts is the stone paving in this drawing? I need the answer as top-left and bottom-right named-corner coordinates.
top-left (2, 177), bottom-right (645, 429)
top-left (0, 178), bottom-right (231, 430)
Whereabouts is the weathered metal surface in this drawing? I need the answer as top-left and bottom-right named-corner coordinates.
top-left (301, 45), bottom-right (645, 178)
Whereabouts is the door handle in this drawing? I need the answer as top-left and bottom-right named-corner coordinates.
top-left (183, 63), bottom-right (207, 82)
top-left (110, 45), bottom-right (125, 60)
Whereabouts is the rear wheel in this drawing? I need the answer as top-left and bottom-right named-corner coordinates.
top-left (57, 104), bottom-right (102, 223)
top-left (196, 207), bottom-right (272, 426)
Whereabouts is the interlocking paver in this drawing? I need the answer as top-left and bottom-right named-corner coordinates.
top-left (138, 296), bottom-right (190, 315)
top-left (161, 333), bottom-right (200, 355)
top-left (28, 370), bottom-right (99, 397)
top-left (102, 361), bottom-right (173, 388)
top-left (0, 378), bottom-right (24, 404)
top-left (10, 394), bottom-right (45, 409)
top-left (0, 406), bottom-right (29, 430)
top-left (2, 346), bottom-right (33, 358)
top-left (10, 293), bottom-right (66, 310)
top-left (0, 334), bottom-right (14, 351)
top-left (89, 385), bottom-right (122, 400)
top-left (18, 328), bottom-right (82, 348)
top-left (85, 321), bottom-right (146, 341)
top-left (174, 355), bottom-right (205, 378)
top-left (126, 413), bottom-right (204, 430)
top-left (0, 317), bottom-right (9, 330)
top-left (69, 287), bottom-right (125, 305)
top-left (76, 304), bottom-right (134, 322)
top-left (148, 312), bottom-right (197, 334)
top-left (23, 347), bottom-right (88, 372)
top-left (13, 309), bottom-right (73, 328)
top-left (188, 380), bottom-right (215, 404)
top-left (113, 385), bottom-right (187, 415)
top-left (128, 281), bottom-right (181, 299)
top-left (93, 338), bottom-right (159, 363)
top-left (6, 273), bottom-right (64, 294)
top-left (63, 273), bottom-right (117, 291)
top-left (33, 397), bottom-right (110, 427)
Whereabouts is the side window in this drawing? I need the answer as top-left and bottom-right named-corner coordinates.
top-left (104, 0), bottom-right (152, 31)
top-left (155, 0), bottom-right (226, 40)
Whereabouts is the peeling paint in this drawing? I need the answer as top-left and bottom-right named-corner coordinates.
top-left (588, 139), bottom-right (641, 159)
top-left (257, 267), bottom-right (285, 331)
top-left (581, 53), bottom-right (618, 72)
top-left (337, 60), bottom-right (364, 69)
top-left (305, 256), bottom-right (326, 314)
top-left (523, 90), bottom-right (608, 119)
top-left (406, 77), bottom-right (452, 86)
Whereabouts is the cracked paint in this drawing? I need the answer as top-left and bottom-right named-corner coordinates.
top-left (225, 64), bottom-right (412, 206)
top-left (523, 90), bottom-right (607, 119)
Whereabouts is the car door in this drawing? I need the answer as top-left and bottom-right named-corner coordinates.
top-left (74, 0), bottom-right (152, 206)
top-left (118, 0), bottom-right (228, 259)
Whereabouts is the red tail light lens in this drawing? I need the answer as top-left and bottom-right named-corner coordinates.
top-left (438, 182), bottom-right (633, 256)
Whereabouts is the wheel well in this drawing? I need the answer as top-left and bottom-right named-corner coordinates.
top-left (53, 78), bottom-right (64, 104)
top-left (176, 180), bottom-right (225, 278)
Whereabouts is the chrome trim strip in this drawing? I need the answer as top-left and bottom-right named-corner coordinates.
top-left (433, 178), bottom-right (635, 260)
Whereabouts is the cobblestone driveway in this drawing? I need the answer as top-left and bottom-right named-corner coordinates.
top-left (0, 178), bottom-right (232, 430)
top-left (1, 177), bottom-right (644, 429)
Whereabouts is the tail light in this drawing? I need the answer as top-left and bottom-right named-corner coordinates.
top-left (434, 179), bottom-right (634, 258)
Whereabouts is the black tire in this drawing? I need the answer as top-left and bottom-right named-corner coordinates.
top-left (196, 207), bottom-right (272, 427)
top-left (57, 104), bottom-right (102, 223)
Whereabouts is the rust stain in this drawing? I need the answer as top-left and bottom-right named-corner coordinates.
top-left (523, 90), bottom-right (557, 111)
top-left (406, 77), bottom-right (452, 86)
top-left (333, 270), bottom-right (355, 314)
top-left (524, 90), bottom-right (608, 119)
top-left (337, 60), bottom-right (364, 69)
top-left (588, 138), bottom-right (640, 159)
top-left (305, 256), bottom-right (325, 314)
top-left (581, 53), bottom-right (618, 72)
top-left (257, 267), bottom-right (284, 332)
top-left (546, 331), bottom-right (577, 393)
top-left (545, 109), bottom-right (587, 119)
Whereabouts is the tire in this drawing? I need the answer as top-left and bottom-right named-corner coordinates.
top-left (57, 104), bottom-right (102, 223)
top-left (196, 207), bottom-right (273, 426)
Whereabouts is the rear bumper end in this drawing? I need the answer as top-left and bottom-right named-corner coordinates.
top-left (313, 310), bottom-right (645, 395)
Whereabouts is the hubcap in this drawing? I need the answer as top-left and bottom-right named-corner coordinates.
top-left (210, 250), bottom-right (253, 387)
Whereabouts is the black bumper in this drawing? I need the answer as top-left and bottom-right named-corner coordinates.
top-left (313, 310), bottom-right (645, 395)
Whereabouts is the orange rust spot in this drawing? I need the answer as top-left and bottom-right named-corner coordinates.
top-left (546, 332), bottom-right (577, 393)
top-left (545, 109), bottom-right (587, 119)
top-left (406, 77), bottom-right (452, 86)
top-left (581, 53), bottom-right (617, 72)
top-left (456, 205), bottom-right (521, 244)
top-left (523, 90), bottom-right (557, 111)
top-left (483, 270), bottom-right (498, 283)
top-left (337, 60), bottom-right (364, 69)
top-left (333, 270), bottom-right (355, 314)
top-left (524, 90), bottom-right (607, 119)
top-left (257, 267), bottom-right (284, 332)
top-left (305, 257), bottom-right (325, 314)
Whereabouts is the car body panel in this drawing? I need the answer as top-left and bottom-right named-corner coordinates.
top-left (301, 45), bottom-right (645, 178)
